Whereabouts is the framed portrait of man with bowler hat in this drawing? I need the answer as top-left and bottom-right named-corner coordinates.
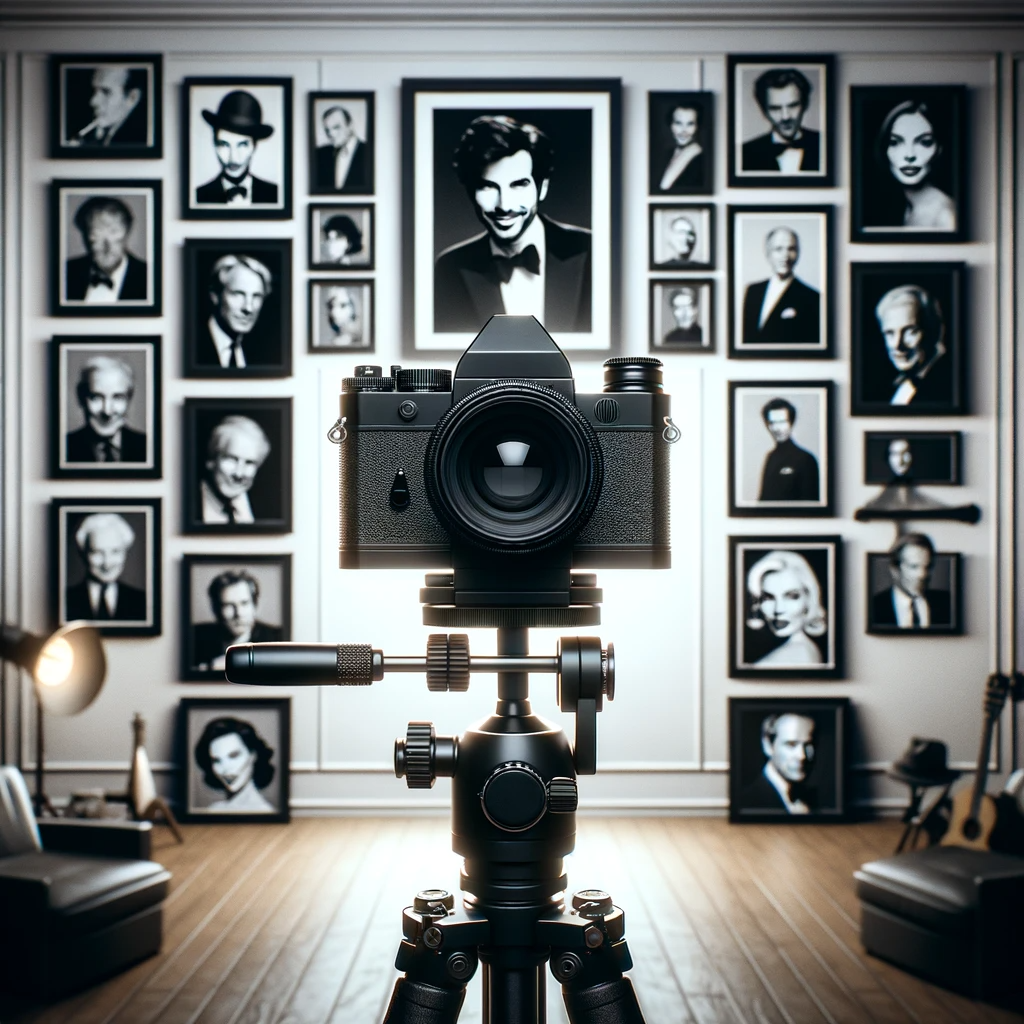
top-left (182, 77), bottom-right (292, 220)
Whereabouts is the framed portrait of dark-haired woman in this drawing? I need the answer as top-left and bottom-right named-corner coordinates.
top-left (648, 91), bottom-right (714, 196)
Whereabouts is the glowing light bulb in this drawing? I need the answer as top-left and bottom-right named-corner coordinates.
top-left (36, 636), bottom-right (74, 687)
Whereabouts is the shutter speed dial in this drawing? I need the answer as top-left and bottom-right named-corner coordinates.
top-left (480, 763), bottom-right (578, 832)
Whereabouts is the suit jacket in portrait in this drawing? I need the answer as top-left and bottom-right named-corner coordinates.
top-left (663, 324), bottom-right (703, 345)
top-left (65, 579), bottom-right (147, 622)
top-left (195, 175), bottom-right (278, 205)
top-left (196, 318), bottom-right (281, 369)
top-left (739, 767), bottom-right (819, 814)
top-left (75, 103), bottom-right (149, 147)
top-left (65, 253), bottom-right (148, 302)
top-left (872, 587), bottom-right (953, 629)
top-left (656, 147), bottom-right (706, 193)
top-left (65, 424), bottom-right (147, 464)
top-left (741, 129), bottom-right (821, 173)
top-left (741, 277), bottom-right (820, 346)
top-left (192, 620), bottom-right (282, 670)
top-left (759, 440), bottom-right (820, 502)
top-left (313, 140), bottom-right (369, 193)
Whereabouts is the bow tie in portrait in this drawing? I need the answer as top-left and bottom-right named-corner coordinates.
top-left (223, 184), bottom-right (249, 201)
top-left (89, 267), bottom-right (115, 289)
top-left (773, 139), bottom-right (805, 155)
top-left (493, 245), bottom-right (540, 284)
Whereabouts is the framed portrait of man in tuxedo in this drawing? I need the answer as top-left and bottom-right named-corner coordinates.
top-left (401, 77), bottom-right (621, 355)
top-left (308, 93), bottom-right (375, 196)
top-left (867, 537), bottom-right (962, 636)
top-left (649, 279), bottom-right (715, 353)
top-left (647, 91), bottom-right (714, 196)
top-left (51, 498), bottom-right (162, 637)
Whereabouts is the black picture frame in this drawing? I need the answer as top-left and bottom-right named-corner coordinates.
top-left (648, 203), bottom-right (715, 271)
top-left (728, 54), bottom-right (835, 188)
top-left (182, 238), bottom-right (292, 379)
top-left (50, 179), bottom-right (162, 317)
top-left (401, 77), bottom-right (621, 355)
top-left (50, 334), bottom-right (162, 480)
top-left (183, 397), bottom-right (293, 535)
top-left (864, 431), bottom-right (962, 486)
top-left (308, 92), bottom-right (376, 196)
top-left (647, 91), bottom-right (714, 196)
top-left (181, 76), bottom-right (293, 220)
top-left (851, 262), bottom-right (966, 416)
top-left (850, 84), bottom-right (967, 244)
top-left (649, 278), bottom-right (715, 353)
top-left (729, 534), bottom-right (843, 679)
top-left (51, 497), bottom-right (162, 637)
top-left (50, 53), bottom-right (162, 159)
top-left (729, 696), bottom-right (849, 823)
top-left (308, 279), bottom-right (375, 353)
top-left (178, 697), bottom-right (290, 824)
top-left (867, 543), bottom-right (963, 636)
top-left (308, 203), bottom-right (375, 270)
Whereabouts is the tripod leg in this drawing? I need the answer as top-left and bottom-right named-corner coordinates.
top-left (382, 939), bottom-right (478, 1024)
top-left (551, 939), bottom-right (646, 1024)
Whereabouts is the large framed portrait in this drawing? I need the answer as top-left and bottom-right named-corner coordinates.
top-left (729, 535), bottom-right (842, 679)
top-left (50, 179), bottom-right (161, 317)
top-left (867, 535), bottom-right (962, 635)
top-left (851, 262), bottom-right (965, 416)
top-left (51, 498), bottom-right (161, 637)
top-left (401, 77), bottom-right (621, 354)
top-left (181, 554), bottom-right (291, 681)
top-left (183, 397), bottom-right (292, 535)
top-left (647, 91), bottom-right (714, 196)
top-left (649, 279), bottom-right (715, 353)
top-left (181, 77), bottom-right (292, 220)
top-left (50, 335), bottom-right (161, 479)
top-left (728, 206), bottom-right (831, 359)
top-left (183, 238), bottom-right (292, 379)
top-left (308, 92), bottom-right (375, 196)
top-left (729, 380), bottom-right (833, 517)
top-left (850, 85), bottom-right (967, 244)
top-left (308, 279), bottom-right (374, 352)
top-left (728, 54), bottom-right (835, 188)
top-left (729, 696), bottom-right (849, 823)
top-left (178, 697), bottom-right (290, 824)
top-left (50, 53), bottom-right (162, 159)
top-left (864, 431), bottom-right (961, 486)
top-left (648, 203), bottom-right (714, 271)
top-left (308, 204), bottom-right (375, 270)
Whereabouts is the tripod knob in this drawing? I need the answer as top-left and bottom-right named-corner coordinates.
top-left (547, 777), bottom-right (578, 814)
top-left (394, 722), bottom-right (458, 789)
top-left (481, 762), bottom-right (547, 832)
top-left (426, 633), bottom-right (470, 692)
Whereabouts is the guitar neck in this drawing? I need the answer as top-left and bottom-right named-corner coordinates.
top-left (968, 674), bottom-right (1010, 819)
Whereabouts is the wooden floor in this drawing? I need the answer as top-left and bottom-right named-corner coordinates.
top-left (5, 817), bottom-right (1023, 1024)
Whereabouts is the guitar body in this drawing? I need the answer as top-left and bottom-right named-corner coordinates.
top-left (941, 789), bottom-right (999, 850)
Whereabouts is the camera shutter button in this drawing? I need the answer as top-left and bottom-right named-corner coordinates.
top-left (398, 400), bottom-right (419, 421)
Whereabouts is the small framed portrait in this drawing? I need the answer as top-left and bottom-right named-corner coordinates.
top-left (51, 498), bottom-right (162, 637)
top-left (729, 205), bottom-right (831, 359)
top-left (181, 77), bottom-right (292, 220)
top-left (649, 279), bottom-right (715, 353)
top-left (867, 535), bottom-right (962, 635)
top-left (50, 53), bottom-right (162, 159)
top-left (183, 238), bottom-right (292, 379)
top-left (647, 91), bottom-right (714, 195)
top-left (50, 179), bottom-right (162, 317)
top-left (308, 279), bottom-right (374, 353)
top-left (178, 697), bottom-right (290, 824)
top-left (864, 431), bottom-right (962, 486)
top-left (648, 204), bottom-right (714, 271)
top-left (183, 398), bottom-right (292, 535)
top-left (308, 92), bottom-right (375, 196)
top-left (729, 535), bottom-right (842, 679)
top-left (50, 335), bottom-right (161, 479)
top-left (851, 85), bottom-right (967, 243)
top-left (851, 262), bottom-right (965, 416)
top-left (729, 696), bottom-right (849, 823)
top-left (181, 554), bottom-right (291, 681)
top-left (729, 381), bottom-right (833, 517)
top-left (308, 204), bottom-right (375, 270)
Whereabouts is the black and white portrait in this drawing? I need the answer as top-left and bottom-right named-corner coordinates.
top-left (729, 697), bottom-right (848, 822)
top-left (730, 536), bottom-right (842, 679)
top-left (649, 279), bottom-right (714, 353)
top-left (51, 335), bottom-right (160, 479)
top-left (867, 534), bottom-right (961, 635)
top-left (647, 91), bottom-right (714, 195)
top-left (851, 262), bottom-right (964, 416)
top-left (309, 280), bottom-right (374, 352)
top-left (182, 77), bottom-right (292, 220)
top-left (648, 204), bottom-right (714, 270)
top-left (864, 431), bottom-right (961, 486)
top-left (180, 698), bottom-right (290, 823)
top-left (729, 206), bottom-right (831, 358)
top-left (729, 381), bottom-right (833, 516)
top-left (309, 205), bottom-right (374, 270)
top-left (308, 93), bottom-right (375, 196)
top-left (52, 498), bottom-right (161, 637)
top-left (50, 54), bottom-right (161, 159)
top-left (51, 180), bottom-right (161, 316)
top-left (183, 398), bottom-right (292, 535)
top-left (851, 85), bottom-right (966, 243)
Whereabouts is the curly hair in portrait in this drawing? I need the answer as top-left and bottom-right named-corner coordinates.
top-left (194, 716), bottom-right (275, 792)
top-left (753, 68), bottom-right (812, 116)
top-left (452, 115), bottom-right (555, 192)
top-left (746, 550), bottom-right (827, 637)
top-left (322, 213), bottom-right (363, 256)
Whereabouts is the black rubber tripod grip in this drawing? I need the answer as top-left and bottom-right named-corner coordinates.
top-left (225, 642), bottom-right (380, 685)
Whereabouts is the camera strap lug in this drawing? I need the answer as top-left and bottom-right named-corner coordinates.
top-left (662, 416), bottom-right (681, 444)
top-left (327, 416), bottom-right (347, 444)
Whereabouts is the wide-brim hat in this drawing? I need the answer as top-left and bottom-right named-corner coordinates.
top-left (202, 90), bottom-right (274, 140)
top-left (887, 737), bottom-right (960, 787)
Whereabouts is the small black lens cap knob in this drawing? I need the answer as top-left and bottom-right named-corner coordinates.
top-left (397, 369), bottom-right (453, 392)
top-left (602, 357), bottom-right (664, 393)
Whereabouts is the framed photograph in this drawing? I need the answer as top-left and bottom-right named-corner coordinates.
top-left (50, 179), bottom-right (161, 317)
top-left (729, 380), bottom-right (833, 517)
top-left (649, 278), bottom-right (715, 353)
top-left (178, 697), bottom-right (290, 823)
top-left (850, 85), bottom-right (967, 243)
top-left (648, 203), bottom-right (714, 270)
top-left (308, 204), bottom-right (375, 270)
top-left (402, 77), bottom-right (621, 353)
top-left (50, 53), bottom-right (162, 159)
top-left (728, 54), bottom-right (835, 188)
top-left (181, 554), bottom-right (291, 681)
top-left (867, 535), bottom-right (962, 635)
top-left (647, 91), bottom-right (714, 195)
top-left (181, 77), bottom-right (292, 220)
top-left (308, 92), bottom-right (375, 195)
top-left (729, 696), bottom-right (849, 823)
top-left (183, 398), bottom-right (292, 535)
top-left (729, 535), bottom-right (842, 679)
top-left (183, 238), bottom-right (292, 379)
top-left (50, 335), bottom-right (161, 479)
top-left (728, 205), bottom-right (831, 358)
top-left (308, 279), bottom-right (374, 352)
top-left (851, 262), bottom-right (965, 416)
top-left (864, 431), bottom-right (962, 486)
top-left (51, 498), bottom-right (161, 637)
